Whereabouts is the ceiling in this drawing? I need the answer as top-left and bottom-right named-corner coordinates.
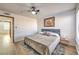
top-left (0, 3), bottom-right (76, 18)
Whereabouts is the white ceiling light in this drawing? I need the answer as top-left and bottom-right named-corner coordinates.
top-left (32, 11), bottom-right (36, 15)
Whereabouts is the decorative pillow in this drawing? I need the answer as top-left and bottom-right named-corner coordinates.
top-left (46, 31), bottom-right (59, 37)
top-left (39, 31), bottom-right (59, 37)
top-left (39, 31), bottom-right (47, 35)
top-left (39, 32), bottom-right (44, 34)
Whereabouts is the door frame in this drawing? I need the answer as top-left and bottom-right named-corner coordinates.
top-left (0, 15), bottom-right (14, 43)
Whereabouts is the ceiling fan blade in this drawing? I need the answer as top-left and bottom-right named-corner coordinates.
top-left (37, 10), bottom-right (40, 12)
top-left (31, 6), bottom-right (36, 11)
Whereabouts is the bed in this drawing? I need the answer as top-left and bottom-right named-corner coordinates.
top-left (24, 29), bottom-right (60, 55)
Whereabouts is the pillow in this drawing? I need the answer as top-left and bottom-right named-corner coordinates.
top-left (39, 31), bottom-right (47, 35)
top-left (39, 32), bottom-right (44, 34)
top-left (46, 31), bottom-right (59, 37)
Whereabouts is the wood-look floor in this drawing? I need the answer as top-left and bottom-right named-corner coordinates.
top-left (60, 44), bottom-right (77, 55)
top-left (0, 34), bottom-right (78, 55)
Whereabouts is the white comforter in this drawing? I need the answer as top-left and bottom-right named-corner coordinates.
top-left (24, 33), bottom-right (60, 55)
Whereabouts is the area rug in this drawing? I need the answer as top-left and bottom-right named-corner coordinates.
top-left (19, 41), bottom-right (65, 55)
top-left (52, 44), bottom-right (64, 55)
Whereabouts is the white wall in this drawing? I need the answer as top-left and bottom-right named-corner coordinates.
top-left (0, 10), bottom-right (37, 42)
top-left (37, 9), bottom-right (76, 45)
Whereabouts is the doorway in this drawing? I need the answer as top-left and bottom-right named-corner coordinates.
top-left (0, 15), bottom-right (14, 43)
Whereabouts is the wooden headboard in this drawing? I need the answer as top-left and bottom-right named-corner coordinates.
top-left (41, 29), bottom-right (60, 35)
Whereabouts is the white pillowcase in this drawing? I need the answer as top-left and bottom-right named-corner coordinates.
top-left (39, 32), bottom-right (44, 34)
top-left (46, 31), bottom-right (59, 37)
top-left (39, 31), bottom-right (47, 35)
top-left (39, 31), bottom-right (60, 38)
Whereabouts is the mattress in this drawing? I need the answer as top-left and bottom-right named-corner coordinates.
top-left (24, 33), bottom-right (60, 55)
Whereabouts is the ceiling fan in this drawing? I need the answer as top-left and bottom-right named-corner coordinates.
top-left (27, 6), bottom-right (40, 15)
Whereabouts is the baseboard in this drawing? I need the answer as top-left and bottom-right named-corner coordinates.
top-left (14, 36), bottom-right (24, 42)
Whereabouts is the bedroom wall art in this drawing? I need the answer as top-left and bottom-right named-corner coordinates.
top-left (44, 17), bottom-right (55, 27)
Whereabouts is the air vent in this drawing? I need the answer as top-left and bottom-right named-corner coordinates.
top-left (3, 12), bottom-right (10, 15)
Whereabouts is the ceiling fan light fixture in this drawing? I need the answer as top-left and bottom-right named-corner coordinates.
top-left (27, 6), bottom-right (40, 15)
top-left (32, 11), bottom-right (36, 15)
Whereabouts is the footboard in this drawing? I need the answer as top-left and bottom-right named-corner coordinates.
top-left (24, 37), bottom-right (49, 55)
